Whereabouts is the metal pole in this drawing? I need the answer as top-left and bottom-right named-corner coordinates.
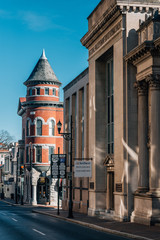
top-left (30, 144), bottom-right (32, 203)
top-left (15, 151), bottom-right (19, 204)
top-left (68, 115), bottom-right (73, 218)
top-left (21, 178), bottom-right (23, 205)
top-left (57, 147), bottom-right (60, 215)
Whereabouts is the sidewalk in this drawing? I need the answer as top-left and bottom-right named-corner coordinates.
top-left (32, 209), bottom-right (160, 240)
top-left (1, 198), bottom-right (160, 240)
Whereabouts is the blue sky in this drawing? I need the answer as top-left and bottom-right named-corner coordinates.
top-left (0, 0), bottom-right (101, 141)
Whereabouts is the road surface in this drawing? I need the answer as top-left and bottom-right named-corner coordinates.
top-left (0, 201), bottom-right (130, 240)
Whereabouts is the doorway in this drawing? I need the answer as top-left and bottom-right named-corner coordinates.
top-left (37, 177), bottom-right (50, 204)
top-left (107, 171), bottom-right (114, 211)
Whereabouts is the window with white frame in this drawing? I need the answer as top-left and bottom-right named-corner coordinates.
top-left (37, 119), bottom-right (42, 136)
top-left (26, 120), bottom-right (30, 136)
top-left (36, 146), bottom-right (42, 163)
top-left (49, 146), bottom-right (54, 162)
top-left (53, 88), bottom-right (56, 95)
top-left (45, 88), bottom-right (49, 95)
top-left (49, 120), bottom-right (55, 136)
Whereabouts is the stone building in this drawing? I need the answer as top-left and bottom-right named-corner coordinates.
top-left (62, 0), bottom-right (160, 225)
top-left (0, 143), bottom-right (9, 198)
top-left (63, 68), bottom-right (89, 213)
top-left (17, 50), bottom-right (63, 205)
top-left (3, 143), bottom-right (18, 200)
top-left (125, 9), bottom-right (160, 225)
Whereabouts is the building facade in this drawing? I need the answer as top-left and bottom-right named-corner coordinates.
top-left (3, 143), bottom-right (18, 200)
top-left (63, 68), bottom-right (89, 213)
top-left (73, 0), bottom-right (160, 225)
top-left (17, 50), bottom-right (63, 206)
top-left (125, 10), bottom-right (160, 225)
top-left (0, 143), bottom-right (9, 198)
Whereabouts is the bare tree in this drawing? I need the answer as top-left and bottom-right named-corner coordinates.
top-left (0, 130), bottom-right (14, 147)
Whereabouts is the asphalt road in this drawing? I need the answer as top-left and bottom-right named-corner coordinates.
top-left (0, 201), bottom-right (130, 240)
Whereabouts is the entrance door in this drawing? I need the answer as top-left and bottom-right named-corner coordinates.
top-left (107, 172), bottom-right (114, 210)
top-left (37, 177), bottom-right (50, 204)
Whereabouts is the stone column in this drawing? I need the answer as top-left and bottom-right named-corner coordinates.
top-left (148, 75), bottom-right (160, 193)
top-left (32, 185), bottom-right (37, 205)
top-left (136, 80), bottom-right (149, 192)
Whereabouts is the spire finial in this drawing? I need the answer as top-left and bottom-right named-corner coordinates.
top-left (40, 49), bottom-right (47, 59)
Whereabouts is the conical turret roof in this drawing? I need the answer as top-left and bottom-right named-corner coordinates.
top-left (24, 50), bottom-right (61, 86)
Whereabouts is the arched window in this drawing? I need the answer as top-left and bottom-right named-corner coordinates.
top-left (37, 119), bottom-right (42, 136)
top-left (49, 120), bottom-right (55, 136)
top-left (26, 120), bottom-right (30, 136)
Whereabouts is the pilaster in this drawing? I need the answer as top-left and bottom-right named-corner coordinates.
top-left (135, 80), bottom-right (149, 192)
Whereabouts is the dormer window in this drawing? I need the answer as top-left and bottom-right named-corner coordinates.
top-left (29, 89), bottom-right (32, 96)
top-left (37, 88), bottom-right (40, 95)
top-left (45, 88), bottom-right (49, 95)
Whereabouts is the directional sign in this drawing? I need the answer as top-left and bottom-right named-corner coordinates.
top-left (51, 154), bottom-right (66, 179)
top-left (74, 160), bottom-right (92, 177)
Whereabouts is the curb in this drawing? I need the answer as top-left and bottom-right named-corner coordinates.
top-left (0, 199), bottom-right (15, 206)
top-left (0, 199), bottom-right (30, 207)
top-left (32, 210), bottom-right (153, 240)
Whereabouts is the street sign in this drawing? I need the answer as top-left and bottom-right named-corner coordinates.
top-left (74, 160), bottom-right (92, 177)
top-left (51, 154), bottom-right (66, 179)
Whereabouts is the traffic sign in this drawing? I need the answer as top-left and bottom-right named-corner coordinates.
top-left (51, 154), bottom-right (66, 179)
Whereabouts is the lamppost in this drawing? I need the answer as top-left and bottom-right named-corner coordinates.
top-left (57, 115), bottom-right (73, 218)
top-left (15, 151), bottom-right (19, 204)
top-left (29, 142), bottom-right (33, 204)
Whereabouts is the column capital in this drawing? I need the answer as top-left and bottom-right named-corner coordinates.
top-left (146, 74), bottom-right (160, 90)
top-left (134, 81), bottom-right (148, 95)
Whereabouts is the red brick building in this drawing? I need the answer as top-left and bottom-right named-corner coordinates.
top-left (17, 50), bottom-right (63, 205)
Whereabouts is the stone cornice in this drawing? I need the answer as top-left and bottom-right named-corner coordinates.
top-left (154, 36), bottom-right (160, 48)
top-left (81, 2), bottom-right (160, 50)
top-left (125, 41), bottom-right (154, 63)
top-left (81, 4), bottom-right (121, 49)
top-left (22, 100), bottom-right (63, 108)
top-left (24, 80), bottom-right (61, 87)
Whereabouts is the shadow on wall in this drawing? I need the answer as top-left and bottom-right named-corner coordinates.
top-left (127, 29), bottom-right (138, 53)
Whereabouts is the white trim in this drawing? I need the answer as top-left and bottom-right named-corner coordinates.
top-left (33, 116), bottom-right (46, 125)
top-left (26, 135), bottom-right (63, 138)
top-left (46, 117), bottom-right (56, 124)
top-left (26, 143), bottom-right (55, 150)
top-left (28, 86), bottom-right (58, 90)
top-left (30, 95), bottom-right (58, 97)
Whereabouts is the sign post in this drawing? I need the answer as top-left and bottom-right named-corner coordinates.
top-left (51, 152), bottom-right (66, 215)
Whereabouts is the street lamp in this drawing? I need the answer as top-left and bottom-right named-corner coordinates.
top-left (15, 151), bottom-right (19, 204)
top-left (57, 116), bottom-right (73, 218)
top-left (29, 142), bottom-right (33, 204)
